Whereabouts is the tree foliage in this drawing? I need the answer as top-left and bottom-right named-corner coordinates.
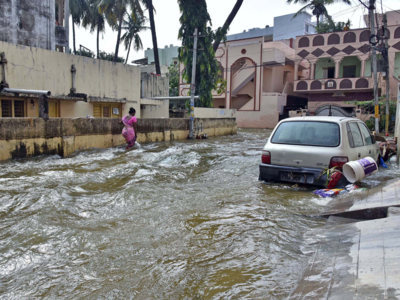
top-left (70, 0), bottom-right (88, 53)
top-left (121, 12), bottom-right (148, 64)
top-left (75, 48), bottom-right (96, 58)
top-left (98, 0), bottom-right (143, 62)
top-left (168, 62), bottom-right (179, 97)
top-left (316, 19), bottom-right (351, 33)
top-left (82, 0), bottom-right (106, 58)
top-left (288, 0), bottom-right (350, 28)
top-left (178, 0), bottom-right (227, 108)
top-left (98, 51), bottom-right (125, 62)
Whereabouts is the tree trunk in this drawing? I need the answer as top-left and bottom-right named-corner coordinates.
top-left (212, 0), bottom-right (243, 53)
top-left (316, 14), bottom-right (320, 29)
top-left (73, 22), bottom-right (76, 54)
top-left (148, 0), bottom-right (161, 75)
top-left (125, 39), bottom-right (132, 64)
top-left (114, 13), bottom-right (124, 62)
top-left (96, 24), bottom-right (100, 58)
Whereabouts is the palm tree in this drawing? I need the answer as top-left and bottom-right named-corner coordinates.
top-left (121, 13), bottom-right (148, 64)
top-left (213, 0), bottom-right (244, 52)
top-left (98, 0), bottom-right (142, 62)
top-left (140, 0), bottom-right (161, 75)
top-left (70, 0), bottom-right (88, 54)
top-left (288, 0), bottom-right (350, 28)
top-left (82, 0), bottom-right (106, 58)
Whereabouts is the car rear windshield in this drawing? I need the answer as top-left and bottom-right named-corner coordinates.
top-left (271, 121), bottom-right (340, 147)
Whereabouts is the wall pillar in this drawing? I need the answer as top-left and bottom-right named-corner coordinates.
top-left (310, 62), bottom-right (316, 80)
top-left (334, 59), bottom-right (341, 79)
top-left (361, 59), bottom-right (366, 77)
top-left (294, 63), bottom-right (299, 81)
top-left (64, 0), bottom-right (70, 53)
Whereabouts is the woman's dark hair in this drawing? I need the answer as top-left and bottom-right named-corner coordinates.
top-left (129, 107), bottom-right (136, 115)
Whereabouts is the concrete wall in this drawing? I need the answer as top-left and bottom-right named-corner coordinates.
top-left (0, 0), bottom-right (55, 50)
top-left (237, 93), bottom-right (285, 128)
top-left (0, 118), bottom-right (237, 161)
top-left (0, 41), bottom-right (141, 117)
top-left (140, 65), bottom-right (170, 76)
top-left (194, 108), bottom-right (236, 119)
top-left (140, 73), bottom-right (169, 118)
top-left (227, 27), bottom-right (274, 41)
top-left (273, 12), bottom-right (315, 41)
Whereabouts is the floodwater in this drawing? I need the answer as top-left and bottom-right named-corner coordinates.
top-left (1, 129), bottom-right (399, 299)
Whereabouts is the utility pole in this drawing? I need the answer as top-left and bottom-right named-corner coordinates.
top-left (369, 0), bottom-right (380, 133)
top-left (396, 83), bottom-right (400, 165)
top-left (383, 13), bottom-right (390, 134)
top-left (188, 28), bottom-right (198, 139)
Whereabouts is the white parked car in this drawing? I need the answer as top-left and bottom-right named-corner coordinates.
top-left (259, 117), bottom-right (380, 187)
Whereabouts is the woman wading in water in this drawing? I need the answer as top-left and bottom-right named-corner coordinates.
top-left (121, 107), bottom-right (138, 149)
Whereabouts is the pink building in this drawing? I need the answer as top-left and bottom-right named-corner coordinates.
top-left (293, 10), bottom-right (400, 116)
top-left (180, 37), bottom-right (310, 128)
top-left (179, 13), bottom-right (313, 129)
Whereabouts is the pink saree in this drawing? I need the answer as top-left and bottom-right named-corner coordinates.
top-left (122, 115), bottom-right (137, 148)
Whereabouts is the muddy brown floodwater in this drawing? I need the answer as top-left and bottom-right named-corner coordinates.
top-left (1, 129), bottom-right (399, 299)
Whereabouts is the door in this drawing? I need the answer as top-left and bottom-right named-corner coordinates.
top-left (48, 100), bottom-right (60, 118)
top-left (343, 65), bottom-right (357, 78)
top-left (102, 105), bottom-right (111, 118)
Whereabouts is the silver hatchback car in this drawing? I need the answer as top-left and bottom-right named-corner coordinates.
top-left (259, 117), bottom-right (380, 187)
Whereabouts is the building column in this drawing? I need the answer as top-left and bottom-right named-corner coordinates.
top-left (310, 63), bottom-right (315, 80)
top-left (294, 63), bottom-right (299, 81)
top-left (64, 0), bottom-right (70, 53)
top-left (361, 59), bottom-right (366, 77)
top-left (334, 59), bottom-right (341, 79)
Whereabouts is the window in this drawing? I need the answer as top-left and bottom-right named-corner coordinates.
top-left (1, 99), bottom-right (26, 117)
top-left (103, 105), bottom-right (110, 118)
top-left (347, 122), bottom-right (364, 148)
top-left (359, 123), bottom-right (374, 145)
top-left (271, 121), bottom-right (340, 147)
top-left (93, 103), bottom-right (122, 118)
top-left (305, 24), bottom-right (309, 33)
top-left (343, 65), bottom-right (357, 78)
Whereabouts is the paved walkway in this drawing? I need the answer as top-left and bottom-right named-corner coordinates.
top-left (290, 210), bottom-right (400, 299)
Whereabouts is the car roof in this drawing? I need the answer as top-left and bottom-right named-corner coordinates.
top-left (281, 116), bottom-right (359, 124)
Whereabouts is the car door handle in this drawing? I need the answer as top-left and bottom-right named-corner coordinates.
top-left (369, 150), bottom-right (372, 154)
top-left (358, 153), bottom-right (361, 158)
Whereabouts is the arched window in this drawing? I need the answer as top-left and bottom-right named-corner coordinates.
top-left (298, 37), bottom-right (310, 48)
top-left (297, 81), bottom-right (308, 90)
top-left (328, 34), bottom-right (340, 45)
top-left (395, 27), bottom-right (400, 39)
top-left (313, 36), bottom-right (324, 46)
top-left (343, 32), bottom-right (356, 43)
top-left (359, 30), bottom-right (371, 42)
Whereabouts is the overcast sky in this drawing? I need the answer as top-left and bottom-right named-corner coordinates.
top-left (70, 0), bottom-right (399, 64)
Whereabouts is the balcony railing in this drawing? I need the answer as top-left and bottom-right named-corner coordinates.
top-left (294, 76), bottom-right (386, 92)
top-left (294, 77), bottom-right (372, 92)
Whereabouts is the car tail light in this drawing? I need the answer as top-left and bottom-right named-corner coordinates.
top-left (329, 156), bottom-right (348, 169)
top-left (262, 150), bottom-right (271, 164)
